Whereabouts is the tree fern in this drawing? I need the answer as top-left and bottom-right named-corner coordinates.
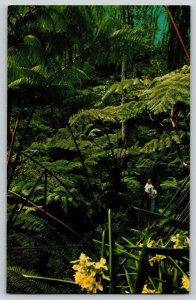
top-left (101, 66), bottom-right (189, 123)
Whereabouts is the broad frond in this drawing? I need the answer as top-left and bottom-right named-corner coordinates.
top-left (135, 157), bottom-right (155, 172)
top-left (160, 177), bottom-right (179, 190)
top-left (141, 131), bottom-right (186, 154)
top-left (102, 78), bottom-right (147, 100)
top-left (145, 66), bottom-right (190, 115)
top-left (69, 101), bottom-right (146, 130)
top-left (111, 26), bottom-right (145, 42)
top-left (94, 17), bottom-right (115, 40)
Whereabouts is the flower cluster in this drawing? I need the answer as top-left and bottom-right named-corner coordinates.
top-left (70, 253), bottom-right (110, 293)
top-left (148, 254), bottom-right (166, 266)
top-left (170, 233), bottom-right (190, 249)
top-left (181, 274), bottom-right (190, 292)
top-left (139, 238), bottom-right (154, 248)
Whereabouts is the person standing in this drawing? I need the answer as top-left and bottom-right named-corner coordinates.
top-left (141, 179), bottom-right (153, 209)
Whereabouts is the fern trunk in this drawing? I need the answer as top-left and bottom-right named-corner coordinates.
top-left (121, 59), bottom-right (128, 146)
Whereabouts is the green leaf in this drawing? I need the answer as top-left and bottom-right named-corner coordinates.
top-left (134, 233), bottom-right (150, 293)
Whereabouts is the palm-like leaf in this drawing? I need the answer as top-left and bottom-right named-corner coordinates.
top-left (146, 65), bottom-right (190, 115)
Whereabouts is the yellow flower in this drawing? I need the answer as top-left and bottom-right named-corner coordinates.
top-left (149, 255), bottom-right (166, 266)
top-left (102, 273), bottom-right (110, 280)
top-left (70, 253), bottom-right (109, 293)
top-left (138, 239), bottom-right (154, 253)
top-left (170, 233), bottom-right (190, 249)
top-left (70, 253), bottom-right (87, 264)
top-left (186, 237), bottom-right (190, 246)
top-left (81, 274), bottom-right (95, 289)
top-left (182, 274), bottom-right (190, 292)
top-left (95, 258), bottom-right (108, 270)
top-left (170, 234), bottom-right (180, 248)
top-left (147, 239), bottom-right (154, 248)
top-left (79, 253), bottom-right (87, 261)
top-left (142, 284), bottom-right (160, 294)
top-left (95, 281), bottom-right (104, 292)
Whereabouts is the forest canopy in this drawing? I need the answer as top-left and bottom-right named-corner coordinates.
top-left (7, 5), bottom-right (190, 294)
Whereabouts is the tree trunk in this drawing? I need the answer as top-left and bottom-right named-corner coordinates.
top-left (121, 58), bottom-right (128, 146)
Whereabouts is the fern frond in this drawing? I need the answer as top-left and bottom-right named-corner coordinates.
top-left (111, 26), bottom-right (145, 44)
top-left (145, 66), bottom-right (190, 115)
top-left (69, 100), bottom-right (146, 130)
top-left (102, 78), bottom-right (147, 101)
top-left (160, 177), bottom-right (179, 190)
top-left (7, 267), bottom-right (61, 294)
top-left (8, 38), bottom-right (44, 69)
top-left (141, 131), bottom-right (186, 154)
top-left (94, 17), bottom-right (115, 40)
top-left (135, 157), bottom-right (155, 172)
top-left (13, 213), bottom-right (68, 256)
top-left (23, 34), bottom-right (42, 48)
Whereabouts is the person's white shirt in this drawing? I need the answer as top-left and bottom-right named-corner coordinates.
top-left (145, 183), bottom-right (153, 193)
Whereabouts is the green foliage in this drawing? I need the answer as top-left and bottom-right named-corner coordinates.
top-left (7, 5), bottom-right (190, 294)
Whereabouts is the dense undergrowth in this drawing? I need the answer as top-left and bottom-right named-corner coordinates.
top-left (7, 5), bottom-right (190, 294)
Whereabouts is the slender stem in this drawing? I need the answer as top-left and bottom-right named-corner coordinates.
top-left (22, 274), bottom-right (76, 285)
top-left (165, 6), bottom-right (190, 62)
top-left (108, 209), bottom-right (113, 293)
top-left (124, 266), bottom-right (133, 293)
top-left (101, 230), bottom-right (105, 258)
top-left (29, 171), bottom-right (45, 198)
top-left (158, 262), bottom-right (163, 292)
top-left (102, 123), bottom-right (116, 163)
top-left (7, 117), bottom-right (20, 167)
top-left (121, 57), bottom-right (128, 147)
top-left (44, 170), bottom-right (47, 207)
